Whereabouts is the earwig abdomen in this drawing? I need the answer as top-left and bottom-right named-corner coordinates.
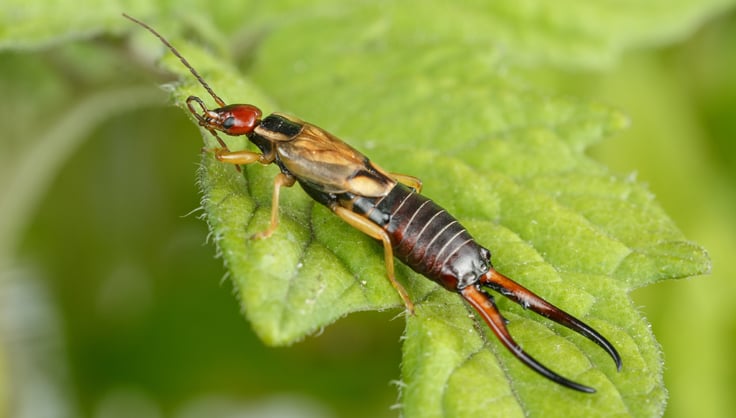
top-left (371, 184), bottom-right (491, 292)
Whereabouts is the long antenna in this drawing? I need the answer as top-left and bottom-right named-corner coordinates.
top-left (122, 13), bottom-right (226, 107)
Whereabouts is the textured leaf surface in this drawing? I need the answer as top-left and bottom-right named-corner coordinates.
top-left (3, 0), bottom-right (720, 417)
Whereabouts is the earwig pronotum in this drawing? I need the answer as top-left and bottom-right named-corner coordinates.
top-left (123, 14), bottom-right (622, 393)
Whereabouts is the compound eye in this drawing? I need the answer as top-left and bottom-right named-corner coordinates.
top-left (222, 116), bottom-right (236, 129)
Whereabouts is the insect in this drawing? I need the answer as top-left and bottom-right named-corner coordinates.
top-left (124, 14), bottom-right (622, 393)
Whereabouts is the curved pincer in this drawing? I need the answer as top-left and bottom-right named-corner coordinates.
top-left (480, 269), bottom-right (622, 372)
top-left (460, 281), bottom-right (610, 393)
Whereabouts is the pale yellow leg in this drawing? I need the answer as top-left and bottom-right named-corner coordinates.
top-left (333, 206), bottom-right (415, 314)
top-left (253, 172), bottom-right (296, 240)
top-left (214, 148), bottom-right (275, 165)
top-left (391, 173), bottom-right (423, 193)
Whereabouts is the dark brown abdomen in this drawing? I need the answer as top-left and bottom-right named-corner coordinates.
top-left (372, 184), bottom-right (491, 291)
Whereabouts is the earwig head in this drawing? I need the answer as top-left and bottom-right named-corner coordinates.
top-left (186, 96), bottom-right (262, 136)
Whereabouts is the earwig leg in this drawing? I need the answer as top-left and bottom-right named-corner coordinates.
top-left (390, 173), bottom-right (423, 193)
top-left (214, 148), bottom-right (274, 166)
top-left (333, 207), bottom-right (415, 314)
top-left (252, 173), bottom-right (296, 240)
top-left (203, 130), bottom-right (242, 172)
top-left (460, 285), bottom-right (597, 393)
top-left (480, 269), bottom-right (622, 371)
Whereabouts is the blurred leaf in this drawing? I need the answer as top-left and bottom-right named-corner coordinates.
top-left (0, 0), bottom-right (149, 49)
top-left (0, 337), bottom-right (6, 417)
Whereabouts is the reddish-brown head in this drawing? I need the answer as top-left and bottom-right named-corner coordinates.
top-left (186, 96), bottom-right (262, 136)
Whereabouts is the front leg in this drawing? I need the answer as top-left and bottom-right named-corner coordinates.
top-left (214, 147), bottom-right (275, 166)
top-left (211, 147), bottom-right (293, 239)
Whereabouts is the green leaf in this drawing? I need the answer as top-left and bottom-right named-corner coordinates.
top-left (6, 0), bottom-right (718, 417)
top-left (0, 335), bottom-right (6, 415)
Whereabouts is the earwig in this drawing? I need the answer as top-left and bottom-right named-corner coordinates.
top-left (124, 14), bottom-right (622, 393)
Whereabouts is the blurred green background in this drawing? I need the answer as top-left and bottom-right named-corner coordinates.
top-left (1, 3), bottom-right (735, 418)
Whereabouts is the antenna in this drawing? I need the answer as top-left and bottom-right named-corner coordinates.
top-left (122, 13), bottom-right (226, 107)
